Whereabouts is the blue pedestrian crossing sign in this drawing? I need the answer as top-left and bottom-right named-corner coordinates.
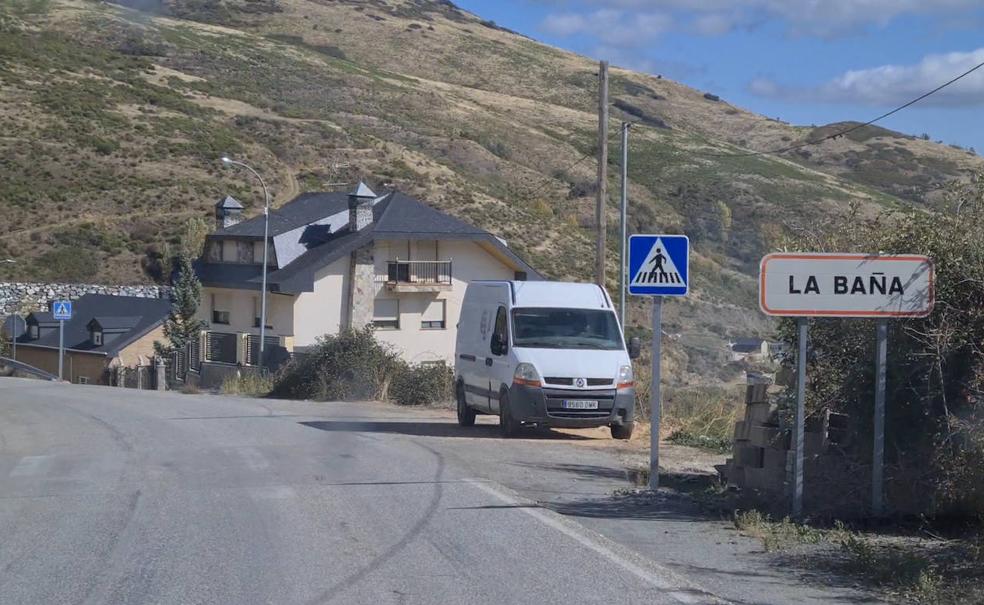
top-left (52, 300), bottom-right (72, 321)
top-left (628, 234), bottom-right (690, 297)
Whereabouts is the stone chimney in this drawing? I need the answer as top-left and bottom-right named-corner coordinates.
top-left (348, 182), bottom-right (376, 231)
top-left (215, 195), bottom-right (244, 230)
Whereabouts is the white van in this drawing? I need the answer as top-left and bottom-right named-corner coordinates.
top-left (453, 281), bottom-right (640, 439)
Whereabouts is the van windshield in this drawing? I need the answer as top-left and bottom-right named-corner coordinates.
top-left (511, 308), bottom-right (623, 351)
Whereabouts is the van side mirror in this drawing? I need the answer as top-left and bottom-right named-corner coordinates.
top-left (628, 336), bottom-right (641, 360)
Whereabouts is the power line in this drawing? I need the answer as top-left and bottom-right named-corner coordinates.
top-left (627, 58), bottom-right (984, 159)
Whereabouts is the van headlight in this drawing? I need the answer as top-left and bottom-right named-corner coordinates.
top-left (513, 363), bottom-right (542, 388)
top-left (617, 365), bottom-right (634, 389)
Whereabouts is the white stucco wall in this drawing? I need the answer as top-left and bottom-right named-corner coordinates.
top-left (198, 287), bottom-right (295, 337)
top-left (201, 239), bottom-right (519, 363)
top-left (292, 255), bottom-right (350, 348)
top-left (371, 239), bottom-right (515, 363)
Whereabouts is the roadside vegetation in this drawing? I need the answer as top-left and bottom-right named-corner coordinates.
top-left (734, 510), bottom-right (983, 604)
top-left (220, 372), bottom-right (274, 397)
top-left (269, 328), bottom-right (453, 407)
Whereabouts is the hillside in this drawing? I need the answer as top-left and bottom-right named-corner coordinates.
top-left (1, 0), bottom-right (981, 384)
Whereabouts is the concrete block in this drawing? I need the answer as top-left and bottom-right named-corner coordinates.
top-left (763, 447), bottom-right (788, 470)
top-left (726, 463), bottom-right (745, 487)
top-left (745, 402), bottom-right (776, 425)
top-left (746, 383), bottom-right (769, 404)
top-left (733, 420), bottom-right (749, 442)
top-left (735, 445), bottom-right (764, 468)
top-left (744, 467), bottom-right (784, 493)
top-left (805, 431), bottom-right (827, 456)
top-left (748, 424), bottom-right (787, 449)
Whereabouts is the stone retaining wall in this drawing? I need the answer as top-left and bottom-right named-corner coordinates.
top-left (0, 282), bottom-right (171, 316)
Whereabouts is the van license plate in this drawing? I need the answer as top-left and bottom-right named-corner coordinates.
top-left (563, 400), bottom-right (599, 410)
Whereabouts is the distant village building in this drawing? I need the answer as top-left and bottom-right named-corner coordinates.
top-left (12, 294), bottom-right (170, 385)
top-left (194, 183), bottom-right (539, 367)
top-left (729, 337), bottom-right (770, 362)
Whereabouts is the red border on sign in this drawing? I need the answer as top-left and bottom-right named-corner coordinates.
top-left (759, 253), bottom-right (935, 318)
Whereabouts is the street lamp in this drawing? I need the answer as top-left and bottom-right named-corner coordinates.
top-left (2, 259), bottom-right (15, 359)
top-left (221, 157), bottom-right (271, 367)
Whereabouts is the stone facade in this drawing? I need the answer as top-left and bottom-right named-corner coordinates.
top-left (0, 282), bottom-right (170, 316)
top-left (346, 245), bottom-right (375, 329)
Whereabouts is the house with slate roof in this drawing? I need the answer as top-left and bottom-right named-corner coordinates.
top-left (13, 294), bottom-right (171, 384)
top-left (194, 184), bottom-right (539, 365)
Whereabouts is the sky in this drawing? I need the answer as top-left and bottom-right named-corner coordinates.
top-left (454, 0), bottom-right (984, 151)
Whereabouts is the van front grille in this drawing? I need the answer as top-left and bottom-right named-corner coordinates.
top-left (543, 377), bottom-right (613, 387)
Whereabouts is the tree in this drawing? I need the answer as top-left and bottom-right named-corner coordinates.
top-left (154, 252), bottom-right (205, 358)
top-left (776, 173), bottom-right (984, 516)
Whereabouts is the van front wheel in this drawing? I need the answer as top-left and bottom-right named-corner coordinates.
top-left (499, 393), bottom-right (521, 438)
top-left (611, 421), bottom-right (635, 440)
top-left (457, 383), bottom-right (476, 427)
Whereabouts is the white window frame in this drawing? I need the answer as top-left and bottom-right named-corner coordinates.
top-left (211, 293), bottom-right (230, 325)
top-left (420, 299), bottom-right (446, 330)
top-left (92, 331), bottom-right (103, 346)
top-left (372, 299), bottom-right (400, 330)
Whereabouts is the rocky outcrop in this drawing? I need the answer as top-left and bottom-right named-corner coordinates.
top-left (0, 282), bottom-right (171, 316)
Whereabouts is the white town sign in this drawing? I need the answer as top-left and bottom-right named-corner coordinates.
top-left (759, 253), bottom-right (934, 318)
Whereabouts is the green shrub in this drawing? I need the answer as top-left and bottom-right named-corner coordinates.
top-left (271, 328), bottom-right (400, 401)
top-left (390, 363), bottom-right (453, 406)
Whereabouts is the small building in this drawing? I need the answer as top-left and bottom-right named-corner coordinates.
top-left (194, 183), bottom-right (540, 366)
top-left (729, 337), bottom-right (770, 362)
top-left (13, 294), bottom-right (171, 384)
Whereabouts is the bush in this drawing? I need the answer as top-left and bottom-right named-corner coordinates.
top-left (271, 328), bottom-right (400, 401)
top-left (390, 363), bottom-right (453, 406)
top-left (778, 174), bottom-right (984, 516)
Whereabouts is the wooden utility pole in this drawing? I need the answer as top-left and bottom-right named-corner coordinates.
top-left (595, 60), bottom-right (609, 287)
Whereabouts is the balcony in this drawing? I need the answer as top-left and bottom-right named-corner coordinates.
top-left (386, 260), bottom-right (452, 292)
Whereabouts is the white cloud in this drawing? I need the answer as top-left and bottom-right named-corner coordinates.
top-left (535, 0), bottom-right (982, 38)
top-left (540, 9), bottom-right (672, 46)
top-left (750, 48), bottom-right (984, 107)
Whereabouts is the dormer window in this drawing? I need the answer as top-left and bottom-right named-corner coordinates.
top-left (28, 325), bottom-right (38, 340)
top-left (92, 330), bottom-right (103, 346)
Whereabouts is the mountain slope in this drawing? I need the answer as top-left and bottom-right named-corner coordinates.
top-left (1, 0), bottom-right (980, 383)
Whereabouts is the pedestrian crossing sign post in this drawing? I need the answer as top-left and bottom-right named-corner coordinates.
top-left (627, 234), bottom-right (689, 296)
top-left (52, 300), bottom-right (72, 381)
top-left (53, 300), bottom-right (72, 321)
top-left (626, 234), bottom-right (690, 493)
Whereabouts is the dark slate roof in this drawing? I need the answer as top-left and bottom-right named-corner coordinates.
top-left (18, 294), bottom-right (170, 356)
top-left (197, 190), bottom-right (540, 294)
top-left (90, 316), bottom-right (142, 331)
top-left (732, 338), bottom-right (767, 353)
top-left (216, 195), bottom-right (244, 210)
top-left (27, 311), bottom-right (58, 326)
top-left (212, 192), bottom-right (351, 238)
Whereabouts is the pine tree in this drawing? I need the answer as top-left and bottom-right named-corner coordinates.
top-left (154, 252), bottom-right (205, 357)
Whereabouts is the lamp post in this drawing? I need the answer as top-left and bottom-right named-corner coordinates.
top-left (3, 259), bottom-right (16, 359)
top-left (221, 157), bottom-right (271, 367)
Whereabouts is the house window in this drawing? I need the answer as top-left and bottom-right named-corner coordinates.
top-left (211, 293), bottom-right (230, 325)
top-left (253, 296), bottom-right (272, 329)
top-left (421, 300), bottom-right (446, 330)
top-left (29, 325), bottom-right (39, 339)
top-left (92, 331), bottom-right (103, 346)
top-left (206, 240), bottom-right (223, 262)
top-left (373, 299), bottom-right (400, 330)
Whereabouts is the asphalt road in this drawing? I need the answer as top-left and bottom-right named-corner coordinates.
top-left (0, 379), bottom-right (720, 605)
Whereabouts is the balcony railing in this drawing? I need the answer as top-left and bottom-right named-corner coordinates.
top-left (386, 260), bottom-right (452, 285)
